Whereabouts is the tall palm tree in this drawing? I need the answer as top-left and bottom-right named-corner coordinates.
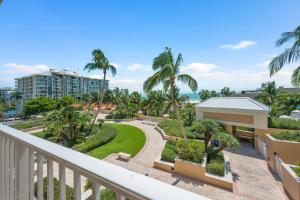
top-left (269, 26), bottom-right (300, 86)
top-left (258, 81), bottom-right (278, 106)
top-left (84, 49), bottom-right (117, 131)
top-left (220, 87), bottom-right (235, 97)
top-left (143, 47), bottom-right (198, 138)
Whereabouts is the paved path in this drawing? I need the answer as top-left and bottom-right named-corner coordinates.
top-left (226, 142), bottom-right (288, 200)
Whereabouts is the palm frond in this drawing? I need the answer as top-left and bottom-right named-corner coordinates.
top-left (177, 74), bottom-right (198, 92)
top-left (291, 66), bottom-right (300, 86)
top-left (109, 65), bottom-right (117, 76)
top-left (84, 63), bottom-right (97, 72)
top-left (143, 72), bottom-right (161, 93)
top-left (269, 48), bottom-right (300, 76)
top-left (174, 53), bottom-right (183, 75)
top-left (163, 79), bottom-right (171, 93)
top-left (276, 26), bottom-right (300, 47)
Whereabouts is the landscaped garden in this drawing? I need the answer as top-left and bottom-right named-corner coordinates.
top-left (159, 119), bottom-right (238, 177)
top-left (270, 131), bottom-right (300, 142)
top-left (268, 117), bottom-right (300, 130)
top-left (10, 118), bottom-right (45, 130)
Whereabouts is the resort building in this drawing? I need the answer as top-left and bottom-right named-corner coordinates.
top-left (0, 87), bottom-right (15, 103)
top-left (15, 68), bottom-right (109, 102)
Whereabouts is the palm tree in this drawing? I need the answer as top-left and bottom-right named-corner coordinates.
top-left (10, 91), bottom-right (22, 117)
top-left (220, 87), bottom-right (235, 97)
top-left (198, 89), bottom-right (211, 101)
top-left (143, 47), bottom-right (198, 138)
top-left (258, 81), bottom-right (278, 106)
top-left (269, 26), bottom-right (300, 86)
top-left (84, 49), bottom-right (117, 131)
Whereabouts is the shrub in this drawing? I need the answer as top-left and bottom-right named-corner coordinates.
top-left (206, 152), bottom-right (225, 176)
top-left (177, 140), bottom-right (206, 163)
top-left (268, 117), bottom-right (300, 130)
top-left (270, 131), bottom-right (300, 142)
top-left (73, 124), bottom-right (117, 153)
top-left (292, 165), bottom-right (300, 177)
top-left (158, 119), bottom-right (182, 137)
top-left (161, 141), bottom-right (177, 163)
top-left (34, 177), bottom-right (73, 200)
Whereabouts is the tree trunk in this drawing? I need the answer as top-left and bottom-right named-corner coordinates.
top-left (89, 70), bottom-right (106, 135)
top-left (171, 81), bottom-right (187, 140)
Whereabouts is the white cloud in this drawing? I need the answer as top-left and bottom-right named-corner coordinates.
top-left (110, 79), bottom-right (143, 91)
top-left (3, 63), bottom-right (49, 74)
top-left (127, 63), bottom-right (151, 72)
top-left (257, 60), bottom-right (271, 67)
top-left (219, 40), bottom-right (257, 50)
top-left (181, 62), bottom-right (217, 74)
top-left (110, 63), bottom-right (122, 69)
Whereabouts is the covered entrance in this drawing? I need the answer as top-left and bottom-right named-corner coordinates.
top-left (195, 97), bottom-right (270, 149)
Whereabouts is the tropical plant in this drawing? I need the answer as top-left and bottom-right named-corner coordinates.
top-left (211, 132), bottom-right (239, 153)
top-left (257, 81), bottom-right (278, 106)
top-left (10, 91), bottom-right (22, 102)
top-left (198, 89), bottom-right (219, 101)
top-left (143, 47), bottom-right (198, 138)
top-left (45, 106), bottom-right (92, 145)
top-left (269, 26), bottom-right (300, 86)
top-left (220, 87), bottom-right (235, 97)
top-left (192, 119), bottom-right (222, 149)
top-left (84, 49), bottom-right (117, 132)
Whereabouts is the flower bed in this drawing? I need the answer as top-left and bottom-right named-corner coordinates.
top-left (206, 152), bottom-right (225, 177)
top-left (270, 131), bottom-right (300, 142)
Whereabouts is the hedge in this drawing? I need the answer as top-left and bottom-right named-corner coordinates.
top-left (268, 117), bottom-right (300, 130)
top-left (161, 140), bottom-right (206, 164)
top-left (270, 131), bottom-right (300, 142)
top-left (34, 178), bottom-right (73, 200)
top-left (161, 141), bottom-right (177, 163)
top-left (206, 152), bottom-right (225, 176)
top-left (73, 124), bottom-right (117, 153)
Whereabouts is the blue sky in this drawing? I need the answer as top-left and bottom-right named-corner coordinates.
top-left (0, 0), bottom-right (299, 93)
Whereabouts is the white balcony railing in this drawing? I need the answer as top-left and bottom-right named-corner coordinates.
top-left (0, 125), bottom-right (208, 200)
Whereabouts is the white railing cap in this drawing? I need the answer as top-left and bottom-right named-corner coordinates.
top-left (0, 125), bottom-right (209, 200)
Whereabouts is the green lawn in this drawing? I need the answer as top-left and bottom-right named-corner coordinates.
top-left (10, 118), bottom-right (45, 130)
top-left (88, 124), bottom-right (146, 159)
top-left (32, 131), bottom-right (46, 138)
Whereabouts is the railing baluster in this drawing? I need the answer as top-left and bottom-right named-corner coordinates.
top-left (29, 150), bottom-right (35, 200)
top-left (73, 172), bottom-right (81, 200)
top-left (9, 139), bottom-right (15, 200)
top-left (92, 181), bottom-right (100, 200)
top-left (47, 159), bottom-right (54, 200)
top-left (59, 164), bottom-right (66, 200)
top-left (116, 193), bottom-right (126, 200)
top-left (37, 154), bottom-right (44, 200)
top-left (15, 142), bottom-right (29, 200)
top-left (4, 137), bottom-right (10, 200)
top-left (0, 135), bottom-right (4, 200)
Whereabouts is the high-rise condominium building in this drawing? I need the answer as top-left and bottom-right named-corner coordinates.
top-left (15, 69), bottom-right (108, 103)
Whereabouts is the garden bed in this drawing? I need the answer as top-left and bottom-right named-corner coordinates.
top-left (206, 152), bottom-right (225, 177)
top-left (270, 131), bottom-right (300, 142)
top-left (268, 117), bottom-right (300, 130)
top-left (10, 118), bottom-right (45, 130)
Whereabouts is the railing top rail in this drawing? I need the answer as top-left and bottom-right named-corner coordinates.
top-left (0, 124), bottom-right (208, 200)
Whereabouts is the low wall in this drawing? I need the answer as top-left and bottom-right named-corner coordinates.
top-left (154, 155), bottom-right (233, 191)
top-left (281, 163), bottom-right (300, 200)
top-left (265, 134), bottom-right (300, 171)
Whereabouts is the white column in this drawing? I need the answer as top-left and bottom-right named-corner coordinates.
top-left (47, 159), bottom-right (54, 200)
top-left (4, 137), bottom-right (10, 200)
top-left (0, 135), bottom-right (4, 200)
top-left (73, 172), bottom-right (81, 200)
top-left (37, 154), bottom-right (44, 200)
top-left (59, 164), bottom-right (66, 200)
top-left (29, 150), bottom-right (35, 200)
top-left (15, 142), bottom-right (29, 200)
top-left (92, 181), bottom-right (100, 200)
top-left (9, 140), bottom-right (15, 200)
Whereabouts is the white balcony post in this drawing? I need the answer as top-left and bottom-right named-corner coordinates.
top-left (47, 159), bottom-right (54, 200)
top-left (59, 164), bottom-right (66, 200)
top-left (73, 172), bottom-right (81, 200)
top-left (15, 142), bottom-right (29, 200)
top-left (9, 140), bottom-right (15, 200)
top-left (29, 149), bottom-right (35, 200)
top-left (37, 154), bottom-right (44, 200)
top-left (0, 135), bottom-right (4, 200)
top-left (4, 137), bottom-right (10, 200)
top-left (92, 181), bottom-right (100, 200)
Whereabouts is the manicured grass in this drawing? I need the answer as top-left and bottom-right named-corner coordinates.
top-left (10, 118), bottom-right (45, 130)
top-left (206, 152), bottom-right (225, 177)
top-left (270, 131), bottom-right (300, 142)
top-left (88, 124), bottom-right (146, 159)
top-left (32, 131), bottom-right (46, 138)
top-left (158, 119), bottom-right (182, 137)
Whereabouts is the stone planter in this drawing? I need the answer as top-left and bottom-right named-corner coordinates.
top-left (174, 157), bottom-right (207, 180)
